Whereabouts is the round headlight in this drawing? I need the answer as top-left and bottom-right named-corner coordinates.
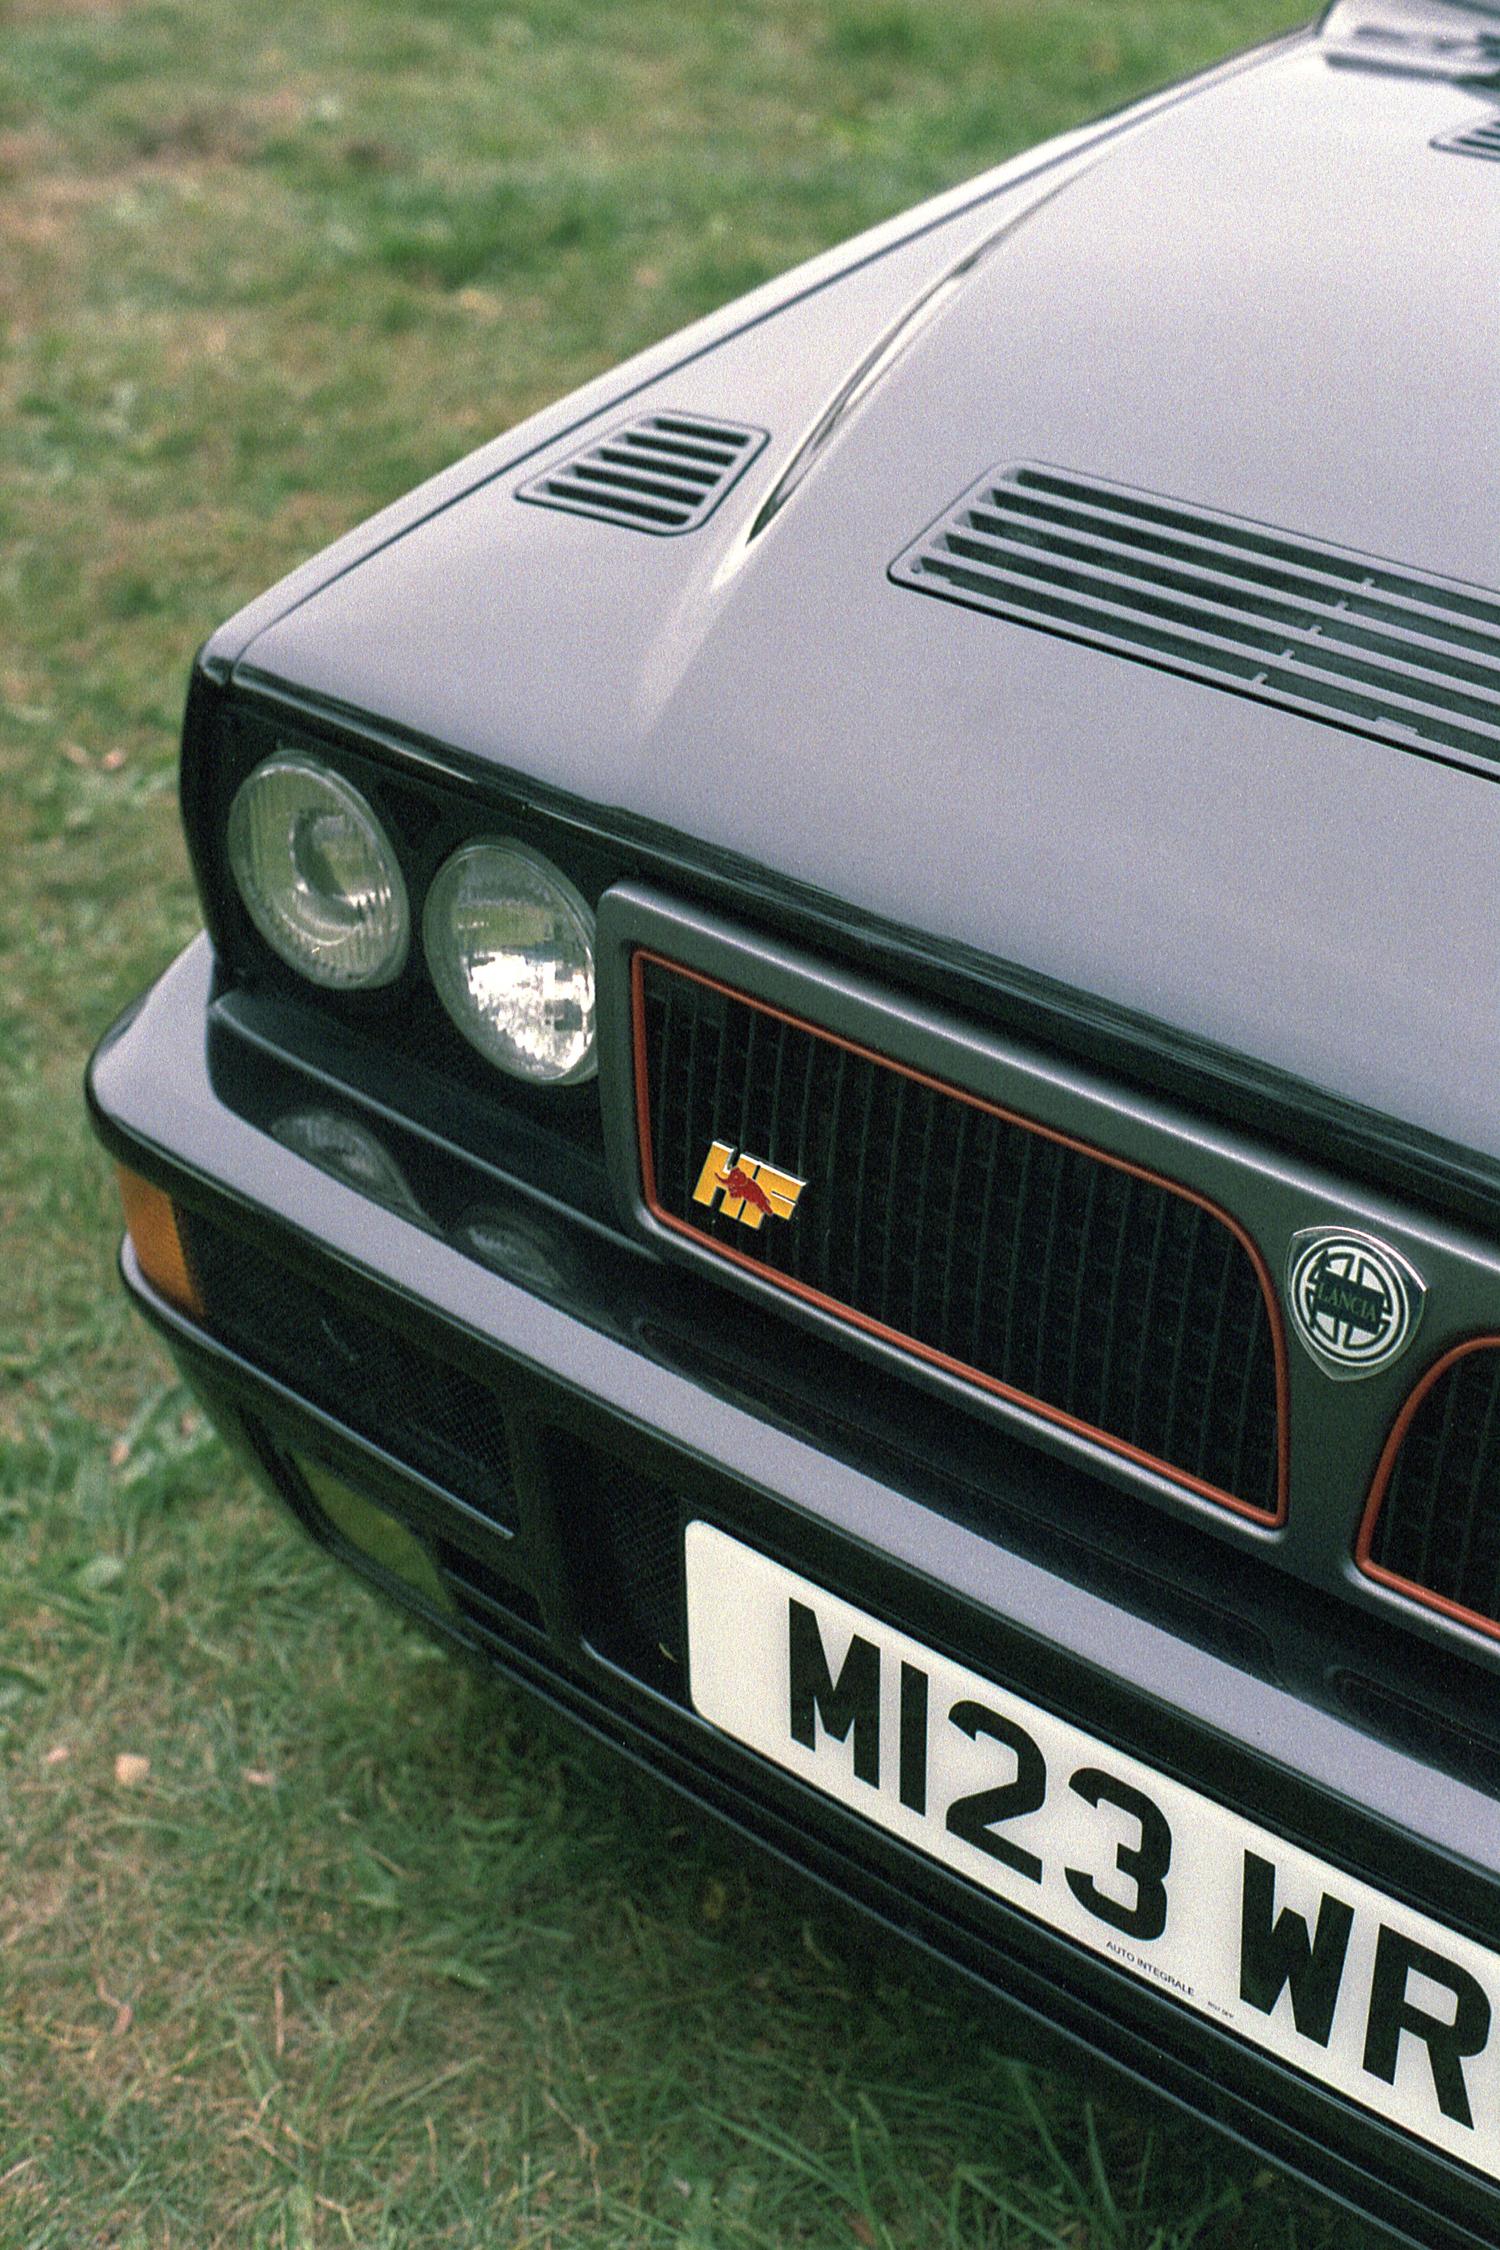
top-left (227, 753), bottom-right (409, 990)
top-left (423, 841), bottom-right (596, 1085)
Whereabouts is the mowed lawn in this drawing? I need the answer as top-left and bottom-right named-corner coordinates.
top-left (1, 3), bottom-right (1385, 2245)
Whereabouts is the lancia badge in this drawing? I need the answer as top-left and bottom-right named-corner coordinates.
top-left (1286, 1227), bottom-right (1424, 1381)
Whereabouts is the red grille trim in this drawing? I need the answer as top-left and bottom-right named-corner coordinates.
top-left (1357, 1336), bottom-right (1500, 1643)
top-left (631, 949), bottom-right (1289, 1526)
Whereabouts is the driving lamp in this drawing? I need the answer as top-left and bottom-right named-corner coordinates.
top-left (227, 753), bottom-right (409, 990)
top-left (422, 840), bottom-right (596, 1085)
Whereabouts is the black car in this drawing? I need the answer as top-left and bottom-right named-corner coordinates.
top-left (88, 3), bottom-right (1500, 2240)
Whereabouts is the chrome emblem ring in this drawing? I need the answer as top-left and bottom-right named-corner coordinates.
top-left (1286, 1227), bottom-right (1424, 1381)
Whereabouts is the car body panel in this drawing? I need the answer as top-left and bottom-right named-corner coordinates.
top-left (234, 32), bottom-right (1500, 1157)
top-left (86, 931), bottom-right (1500, 2244)
top-left (88, 7), bottom-right (1500, 2240)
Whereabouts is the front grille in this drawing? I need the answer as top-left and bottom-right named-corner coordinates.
top-left (1363, 1344), bottom-right (1500, 1636)
top-left (634, 955), bottom-right (1283, 1521)
top-left (1435, 113), bottom-right (1500, 162)
top-left (178, 1211), bottom-right (518, 1527)
top-left (891, 465), bottom-right (1500, 776)
top-left (517, 411), bottom-right (767, 535)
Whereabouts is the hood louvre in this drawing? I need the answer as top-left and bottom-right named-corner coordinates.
top-left (1320, 1), bottom-right (1500, 83)
top-left (1435, 109), bottom-right (1500, 156)
top-left (891, 466), bottom-right (1500, 776)
top-left (518, 412), bottom-right (766, 535)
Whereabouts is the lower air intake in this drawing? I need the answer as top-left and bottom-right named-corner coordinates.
top-left (178, 1210), bottom-right (518, 1527)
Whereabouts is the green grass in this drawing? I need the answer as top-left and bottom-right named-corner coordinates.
top-left (0, 0), bottom-right (1385, 2242)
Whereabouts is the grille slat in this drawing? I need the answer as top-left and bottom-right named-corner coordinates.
top-left (1098, 1175), bottom-right (1137, 1440)
top-left (537, 475), bottom-right (687, 528)
top-left (915, 550), bottom-right (1500, 748)
top-left (969, 1111), bottom-right (1006, 1371)
top-left (1368, 1347), bottom-right (1500, 1634)
top-left (820, 1045), bottom-right (852, 1299)
top-left (767, 1008), bottom-right (793, 1189)
top-left (1029, 1142), bottom-right (1070, 1401)
top-left (1158, 1211), bottom-right (1202, 1471)
top-left (597, 443), bottom-right (720, 488)
top-left (637, 955), bottom-right (1282, 1519)
top-left (1063, 1160), bottom-right (1103, 1416)
top-left (620, 430), bottom-right (740, 468)
top-left (1419, 1369), bottom-right (1466, 1594)
top-left (1194, 1233), bottom-right (1238, 1484)
top-left (1457, 1361), bottom-right (1500, 1594)
top-left (893, 466), bottom-right (1500, 772)
top-left (935, 1100), bottom-right (971, 1355)
top-left (877, 1076), bottom-right (909, 1330)
top-left (574, 457), bottom-right (717, 505)
top-left (1127, 1188), bottom-right (1172, 1456)
top-left (968, 480), bottom-right (1500, 649)
top-left (952, 516), bottom-right (1500, 689)
top-left (519, 411), bottom-right (766, 535)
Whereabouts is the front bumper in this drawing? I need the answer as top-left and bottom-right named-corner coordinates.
top-left (88, 935), bottom-right (1500, 2248)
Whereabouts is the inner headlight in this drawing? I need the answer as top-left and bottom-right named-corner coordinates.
top-left (227, 752), bottom-right (409, 990)
top-left (423, 840), bottom-right (596, 1085)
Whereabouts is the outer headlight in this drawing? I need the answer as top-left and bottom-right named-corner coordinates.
top-left (227, 753), bottom-right (409, 990)
top-left (423, 840), bottom-right (596, 1086)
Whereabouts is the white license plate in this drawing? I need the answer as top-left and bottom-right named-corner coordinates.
top-left (686, 1522), bottom-right (1500, 2181)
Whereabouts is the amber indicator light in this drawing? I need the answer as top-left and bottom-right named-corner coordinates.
top-left (116, 1166), bottom-right (203, 1318)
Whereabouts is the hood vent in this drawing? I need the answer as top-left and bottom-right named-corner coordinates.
top-left (1436, 109), bottom-right (1500, 156)
top-left (891, 465), bottom-right (1500, 778)
top-left (518, 412), bottom-right (766, 535)
top-left (1320, 2), bottom-right (1500, 83)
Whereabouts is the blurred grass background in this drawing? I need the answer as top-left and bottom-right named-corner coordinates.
top-left (1, 1), bottom-right (1385, 2244)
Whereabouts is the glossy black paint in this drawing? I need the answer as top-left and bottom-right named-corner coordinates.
top-left (89, 5), bottom-right (1500, 2238)
top-left (88, 934), bottom-right (1500, 2248)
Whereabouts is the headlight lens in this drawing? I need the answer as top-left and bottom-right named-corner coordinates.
top-left (227, 753), bottom-right (409, 990)
top-left (423, 840), bottom-right (596, 1085)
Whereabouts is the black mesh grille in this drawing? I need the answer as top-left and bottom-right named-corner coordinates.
top-left (637, 957), bottom-right (1281, 1518)
top-left (560, 1438), bottom-right (686, 1697)
top-left (517, 412), bottom-right (766, 535)
top-left (1368, 1348), bottom-right (1500, 1628)
top-left (179, 1212), bottom-right (517, 1527)
top-left (891, 465), bottom-right (1500, 776)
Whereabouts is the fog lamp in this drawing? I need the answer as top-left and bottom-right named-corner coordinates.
top-left (273, 1107), bottom-right (425, 1222)
top-left (296, 1459), bottom-right (456, 1616)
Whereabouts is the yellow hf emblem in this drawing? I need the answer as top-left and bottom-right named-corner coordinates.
top-left (691, 1141), bottom-right (807, 1230)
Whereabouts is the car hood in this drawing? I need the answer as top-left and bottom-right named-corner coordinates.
top-left (238, 28), bottom-right (1500, 1160)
